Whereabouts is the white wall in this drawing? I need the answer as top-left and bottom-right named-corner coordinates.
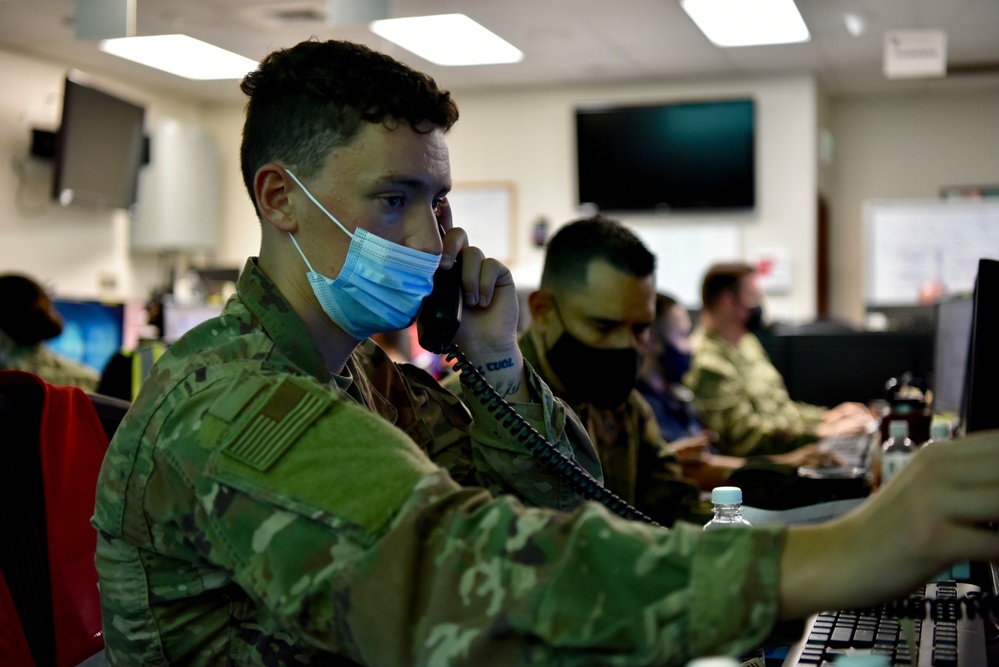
top-left (443, 76), bottom-right (818, 321)
top-left (5, 42), bottom-right (997, 328)
top-left (0, 47), bottom-right (226, 301)
top-left (828, 91), bottom-right (999, 324)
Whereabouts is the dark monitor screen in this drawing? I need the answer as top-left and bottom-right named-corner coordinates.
top-left (575, 98), bottom-right (755, 212)
top-left (46, 299), bottom-right (124, 373)
top-left (931, 296), bottom-right (974, 415)
top-left (53, 74), bottom-right (146, 209)
top-left (964, 258), bottom-right (999, 433)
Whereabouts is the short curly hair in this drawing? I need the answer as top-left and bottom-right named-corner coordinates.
top-left (239, 39), bottom-right (459, 216)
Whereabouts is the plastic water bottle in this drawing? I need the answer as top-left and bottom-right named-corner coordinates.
top-left (703, 486), bottom-right (752, 531)
top-left (923, 421), bottom-right (952, 447)
top-left (880, 420), bottom-right (917, 486)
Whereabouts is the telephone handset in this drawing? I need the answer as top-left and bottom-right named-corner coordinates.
top-left (416, 256), bottom-right (463, 355)
top-left (415, 258), bottom-right (657, 525)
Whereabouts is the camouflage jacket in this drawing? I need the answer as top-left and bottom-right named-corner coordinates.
top-left (92, 258), bottom-right (786, 666)
top-left (518, 335), bottom-right (711, 528)
top-left (685, 327), bottom-right (826, 457)
top-left (0, 329), bottom-right (100, 391)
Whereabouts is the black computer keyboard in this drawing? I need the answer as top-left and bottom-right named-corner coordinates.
top-left (782, 581), bottom-right (989, 666)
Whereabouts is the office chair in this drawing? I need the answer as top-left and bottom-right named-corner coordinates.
top-left (0, 370), bottom-right (126, 667)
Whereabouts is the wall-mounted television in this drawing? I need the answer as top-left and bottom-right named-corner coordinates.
top-left (575, 98), bottom-right (755, 213)
top-left (53, 73), bottom-right (146, 210)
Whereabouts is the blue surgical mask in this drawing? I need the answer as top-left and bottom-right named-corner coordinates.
top-left (285, 169), bottom-right (441, 340)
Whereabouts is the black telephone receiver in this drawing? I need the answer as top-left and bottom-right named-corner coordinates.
top-left (414, 252), bottom-right (656, 525)
top-left (416, 256), bottom-right (463, 354)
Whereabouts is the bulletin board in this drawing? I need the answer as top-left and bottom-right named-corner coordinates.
top-left (865, 199), bottom-right (999, 306)
top-left (446, 182), bottom-right (517, 263)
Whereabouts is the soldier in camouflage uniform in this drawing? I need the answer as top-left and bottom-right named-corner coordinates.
top-left (684, 262), bottom-right (875, 458)
top-left (91, 38), bottom-right (999, 667)
top-left (0, 273), bottom-right (100, 391)
top-left (516, 218), bottom-right (834, 526)
top-left (516, 217), bottom-right (711, 527)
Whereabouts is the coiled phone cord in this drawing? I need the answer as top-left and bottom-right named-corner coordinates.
top-left (442, 343), bottom-right (659, 526)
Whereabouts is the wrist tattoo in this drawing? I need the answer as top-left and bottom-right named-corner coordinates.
top-left (494, 380), bottom-right (522, 399)
top-left (483, 357), bottom-right (515, 372)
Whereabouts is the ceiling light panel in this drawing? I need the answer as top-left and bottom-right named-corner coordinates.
top-left (680, 0), bottom-right (811, 47)
top-left (369, 14), bottom-right (524, 66)
top-left (99, 34), bottom-right (258, 80)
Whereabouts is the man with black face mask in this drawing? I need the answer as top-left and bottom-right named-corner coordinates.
top-left (686, 262), bottom-right (874, 458)
top-left (517, 216), bottom-right (716, 526)
top-left (520, 221), bottom-right (837, 522)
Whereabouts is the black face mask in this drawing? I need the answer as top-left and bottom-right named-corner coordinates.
top-left (745, 305), bottom-right (765, 333)
top-left (546, 329), bottom-right (639, 409)
top-left (659, 342), bottom-right (692, 384)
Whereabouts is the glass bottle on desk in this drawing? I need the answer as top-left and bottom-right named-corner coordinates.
top-left (881, 420), bottom-right (917, 487)
top-left (703, 486), bottom-right (752, 531)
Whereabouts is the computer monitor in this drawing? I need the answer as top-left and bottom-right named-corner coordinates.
top-left (161, 297), bottom-right (223, 344)
top-left (963, 258), bottom-right (999, 433)
top-left (931, 295), bottom-right (974, 416)
top-left (46, 299), bottom-right (125, 373)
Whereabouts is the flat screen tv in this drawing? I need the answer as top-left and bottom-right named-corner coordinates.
top-left (53, 73), bottom-right (146, 210)
top-left (575, 98), bottom-right (755, 213)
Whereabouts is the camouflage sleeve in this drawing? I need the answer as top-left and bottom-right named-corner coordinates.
top-left (163, 375), bottom-right (785, 665)
top-left (9, 345), bottom-right (100, 392)
top-left (686, 361), bottom-right (820, 458)
top-left (793, 400), bottom-right (827, 426)
top-left (425, 359), bottom-right (604, 512)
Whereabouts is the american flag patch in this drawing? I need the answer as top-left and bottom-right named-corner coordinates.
top-left (222, 378), bottom-right (328, 471)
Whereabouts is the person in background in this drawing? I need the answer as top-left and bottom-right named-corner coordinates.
top-left (91, 38), bottom-right (999, 667)
top-left (637, 291), bottom-right (836, 489)
top-left (97, 295), bottom-right (167, 401)
top-left (0, 272), bottom-right (100, 391)
top-left (685, 262), bottom-right (873, 457)
top-left (516, 216), bottom-right (712, 525)
top-left (637, 293), bottom-right (703, 443)
top-left (519, 220), bottom-right (836, 512)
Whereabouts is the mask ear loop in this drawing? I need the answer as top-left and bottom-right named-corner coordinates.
top-left (287, 232), bottom-right (319, 274)
top-left (284, 168), bottom-right (354, 238)
top-left (283, 167), bottom-right (355, 275)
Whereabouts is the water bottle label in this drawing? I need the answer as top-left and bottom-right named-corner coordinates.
top-left (881, 452), bottom-right (911, 485)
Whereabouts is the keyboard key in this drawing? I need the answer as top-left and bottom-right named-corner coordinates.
top-left (781, 582), bottom-right (987, 666)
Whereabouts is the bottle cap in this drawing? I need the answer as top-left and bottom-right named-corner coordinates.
top-left (889, 420), bottom-right (909, 439)
top-left (711, 486), bottom-right (742, 505)
top-left (929, 421), bottom-right (950, 441)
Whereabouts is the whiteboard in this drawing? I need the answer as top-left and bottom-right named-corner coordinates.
top-left (446, 182), bottom-right (516, 263)
top-left (866, 199), bottom-right (999, 306)
top-left (628, 222), bottom-right (743, 307)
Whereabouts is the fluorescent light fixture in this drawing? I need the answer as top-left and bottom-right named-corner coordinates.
top-left (99, 34), bottom-right (258, 80)
top-left (680, 0), bottom-right (810, 47)
top-left (369, 14), bottom-right (523, 66)
top-left (843, 12), bottom-right (865, 38)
